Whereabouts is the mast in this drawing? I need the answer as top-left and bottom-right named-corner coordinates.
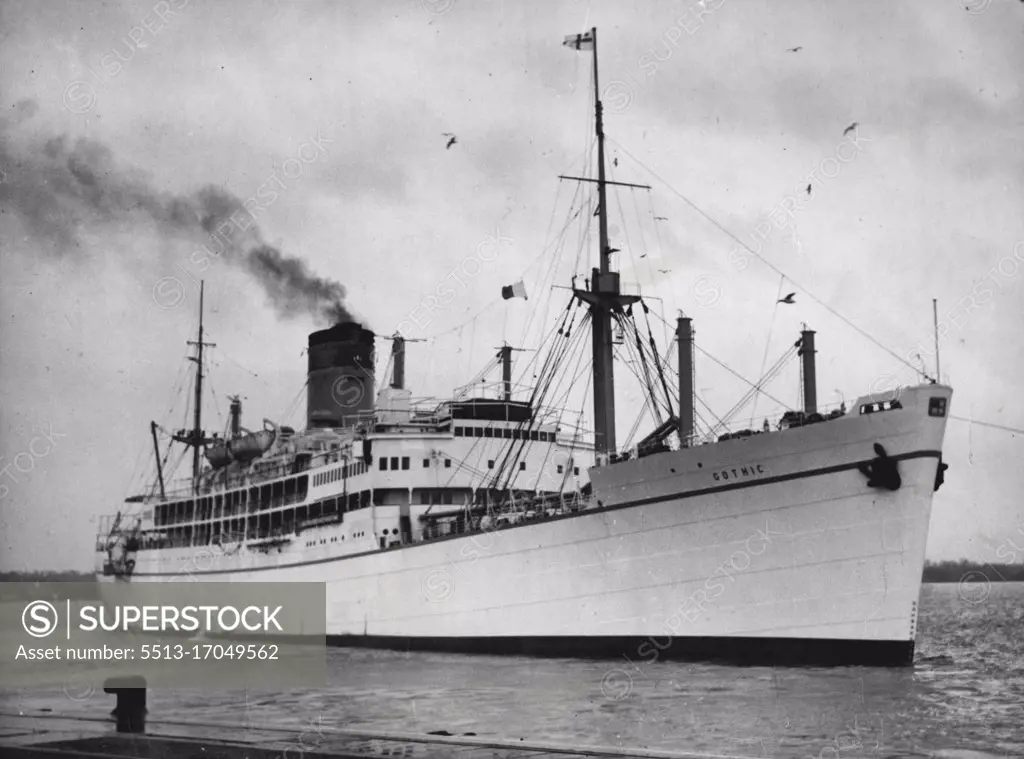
top-left (391, 334), bottom-right (406, 390)
top-left (593, 29), bottom-right (610, 278)
top-left (567, 28), bottom-right (646, 458)
top-left (498, 344), bottom-right (513, 402)
top-left (183, 281), bottom-right (215, 493)
top-left (800, 326), bottom-right (817, 414)
top-left (150, 421), bottom-right (165, 500)
top-left (590, 27), bottom-right (616, 456)
top-left (676, 317), bottom-right (695, 446)
top-left (192, 282), bottom-right (204, 488)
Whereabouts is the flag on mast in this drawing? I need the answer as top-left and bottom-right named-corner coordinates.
top-left (562, 31), bottom-right (594, 51)
top-left (501, 280), bottom-right (528, 301)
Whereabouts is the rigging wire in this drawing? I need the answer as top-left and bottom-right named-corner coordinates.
top-left (949, 416), bottom-right (1023, 435)
top-left (692, 341), bottom-right (790, 413)
top-left (606, 137), bottom-right (927, 379)
top-left (750, 274), bottom-right (787, 427)
top-left (648, 308), bottom-right (792, 417)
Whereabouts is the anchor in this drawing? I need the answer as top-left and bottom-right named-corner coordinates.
top-left (858, 443), bottom-right (902, 491)
top-left (934, 455), bottom-right (949, 491)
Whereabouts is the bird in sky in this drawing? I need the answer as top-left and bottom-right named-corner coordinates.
top-left (843, 122), bottom-right (859, 137)
top-left (654, 216), bottom-right (668, 221)
top-left (658, 268), bottom-right (672, 274)
top-left (778, 292), bottom-right (796, 304)
top-left (787, 46), bottom-right (802, 52)
top-left (613, 157), bottom-right (619, 167)
top-left (442, 133), bottom-right (457, 149)
top-left (806, 183), bottom-right (812, 196)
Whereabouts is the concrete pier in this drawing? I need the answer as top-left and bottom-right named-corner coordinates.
top-left (0, 711), bottom-right (750, 759)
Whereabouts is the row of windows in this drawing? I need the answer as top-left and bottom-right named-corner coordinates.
top-left (380, 456), bottom-right (453, 471)
top-left (481, 460), bottom-right (582, 475)
top-left (155, 475), bottom-right (309, 526)
top-left (313, 460), bottom-right (367, 488)
top-left (454, 426), bottom-right (554, 442)
top-left (305, 529), bottom-right (376, 547)
top-left (136, 495), bottom-right (373, 549)
top-left (378, 456), bottom-right (581, 474)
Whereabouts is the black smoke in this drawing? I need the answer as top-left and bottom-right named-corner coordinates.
top-left (0, 99), bottom-right (356, 326)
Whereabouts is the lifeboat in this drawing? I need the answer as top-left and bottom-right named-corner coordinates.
top-left (204, 440), bottom-right (233, 468)
top-left (228, 427), bottom-right (276, 463)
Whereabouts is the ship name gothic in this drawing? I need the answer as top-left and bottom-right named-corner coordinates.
top-left (711, 464), bottom-right (765, 482)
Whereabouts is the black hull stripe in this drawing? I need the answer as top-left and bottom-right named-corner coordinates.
top-left (610, 449), bottom-right (940, 511)
top-left (325, 634), bottom-right (916, 668)
top-left (124, 449), bottom-right (941, 577)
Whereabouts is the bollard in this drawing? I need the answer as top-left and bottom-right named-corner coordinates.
top-left (103, 676), bottom-right (147, 734)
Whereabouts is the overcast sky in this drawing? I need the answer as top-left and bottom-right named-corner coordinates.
top-left (1, 0), bottom-right (1022, 572)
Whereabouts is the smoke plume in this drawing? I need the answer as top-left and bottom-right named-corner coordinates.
top-left (0, 99), bottom-right (356, 326)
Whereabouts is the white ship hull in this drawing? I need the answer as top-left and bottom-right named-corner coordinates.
top-left (99, 385), bottom-right (951, 666)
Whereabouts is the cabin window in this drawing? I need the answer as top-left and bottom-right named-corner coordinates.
top-left (423, 458), bottom-right (430, 468)
top-left (420, 490), bottom-right (430, 505)
top-left (454, 427), bottom-right (463, 437)
top-left (557, 465), bottom-right (564, 474)
top-left (444, 459), bottom-right (452, 468)
top-left (401, 457), bottom-right (410, 470)
top-left (520, 461), bottom-right (526, 471)
top-left (443, 492), bottom-right (453, 505)
top-left (503, 428), bottom-right (512, 439)
top-left (380, 458), bottom-right (388, 471)
top-left (929, 397), bottom-right (947, 417)
top-left (390, 456), bottom-right (399, 470)
top-left (474, 428), bottom-right (483, 438)
top-left (484, 428), bottom-right (493, 438)
top-left (488, 460), bottom-right (494, 469)
top-left (574, 467), bottom-right (580, 475)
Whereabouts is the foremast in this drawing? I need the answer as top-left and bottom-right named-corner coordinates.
top-left (171, 280), bottom-right (215, 494)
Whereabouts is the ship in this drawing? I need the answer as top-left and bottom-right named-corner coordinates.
top-left (96, 28), bottom-right (952, 667)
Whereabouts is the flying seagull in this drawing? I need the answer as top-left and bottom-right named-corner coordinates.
top-left (842, 122), bottom-right (858, 137)
top-left (442, 133), bottom-right (457, 149)
top-left (658, 268), bottom-right (672, 274)
top-left (778, 292), bottom-right (796, 304)
top-left (805, 183), bottom-right (812, 196)
top-left (654, 216), bottom-right (668, 221)
top-left (787, 46), bottom-right (802, 52)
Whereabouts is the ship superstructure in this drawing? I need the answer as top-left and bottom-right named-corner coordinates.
top-left (96, 28), bottom-right (952, 666)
